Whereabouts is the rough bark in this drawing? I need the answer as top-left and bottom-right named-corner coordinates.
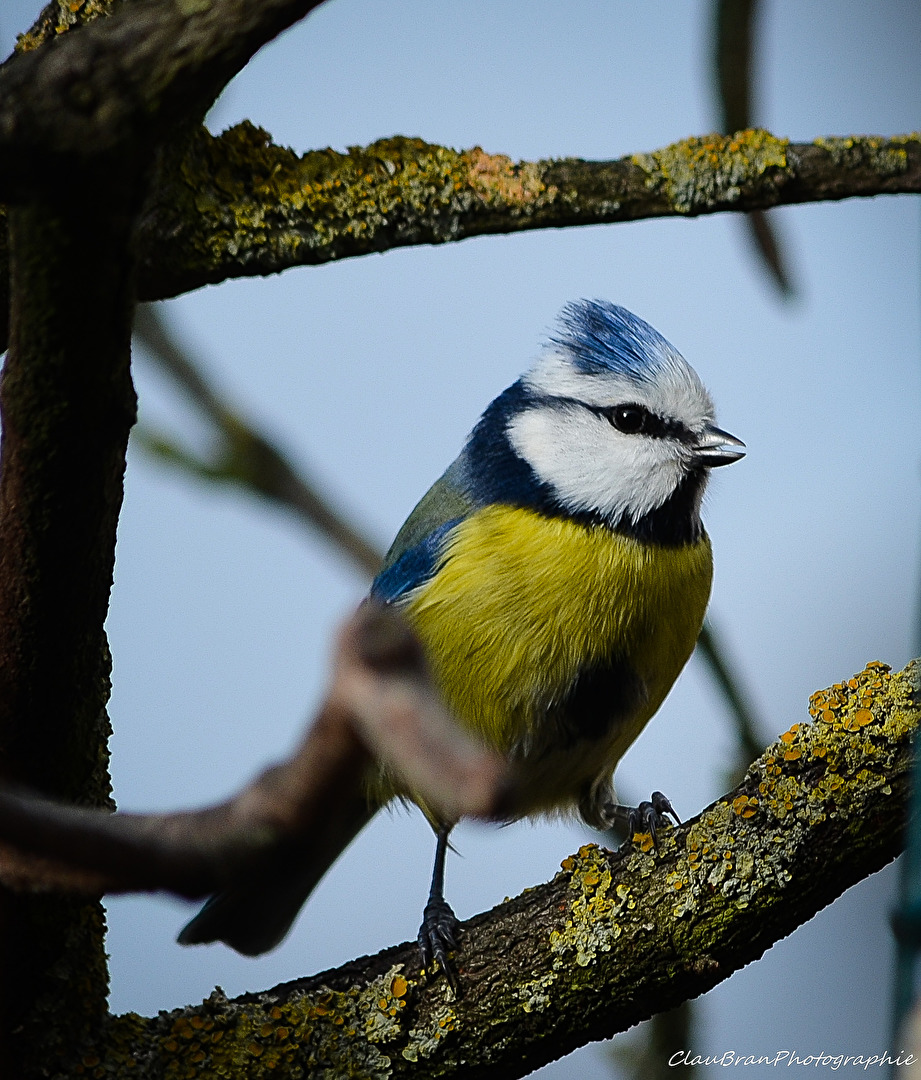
top-left (130, 128), bottom-right (921, 301)
top-left (0, 0), bottom-right (331, 197)
top-left (61, 658), bottom-right (920, 1080)
top-left (0, 186), bottom-right (139, 1076)
top-left (0, 0), bottom-right (331, 1072)
top-left (2, 129), bottom-right (917, 353)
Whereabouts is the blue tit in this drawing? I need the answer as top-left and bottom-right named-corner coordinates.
top-left (179, 299), bottom-right (745, 989)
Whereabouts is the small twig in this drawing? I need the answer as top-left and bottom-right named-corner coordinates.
top-left (697, 619), bottom-right (766, 774)
top-left (133, 304), bottom-right (383, 575)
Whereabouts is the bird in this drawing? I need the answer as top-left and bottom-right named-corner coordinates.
top-left (178, 298), bottom-right (745, 991)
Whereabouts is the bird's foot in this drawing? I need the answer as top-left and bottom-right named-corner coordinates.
top-left (418, 896), bottom-right (460, 996)
top-left (607, 790), bottom-right (681, 853)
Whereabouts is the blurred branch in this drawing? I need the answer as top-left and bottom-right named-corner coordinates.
top-left (611, 1002), bottom-right (697, 1080)
top-left (697, 620), bottom-right (765, 775)
top-left (713, 0), bottom-right (794, 296)
top-left (133, 304), bottom-right (383, 576)
top-left (0, 604), bottom-right (507, 897)
top-left (714, 0), bottom-right (756, 135)
top-left (36, 655), bottom-right (918, 1078)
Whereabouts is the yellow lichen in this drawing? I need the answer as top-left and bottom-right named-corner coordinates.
top-left (631, 129), bottom-right (789, 213)
top-left (15, 0), bottom-right (121, 50)
top-left (549, 843), bottom-right (639, 969)
top-left (175, 124), bottom-right (557, 276)
top-left (732, 795), bottom-right (758, 818)
top-left (401, 1004), bottom-right (458, 1063)
top-left (813, 134), bottom-right (917, 176)
top-left (86, 965), bottom-right (425, 1079)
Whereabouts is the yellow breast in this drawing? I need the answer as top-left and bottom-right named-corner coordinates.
top-left (399, 504), bottom-right (713, 767)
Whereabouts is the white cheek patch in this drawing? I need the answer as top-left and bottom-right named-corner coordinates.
top-left (507, 406), bottom-right (687, 523)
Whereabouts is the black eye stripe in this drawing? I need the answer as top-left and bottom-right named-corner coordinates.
top-left (524, 393), bottom-right (695, 443)
top-left (592, 402), bottom-right (691, 442)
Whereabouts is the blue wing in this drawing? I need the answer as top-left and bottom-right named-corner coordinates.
top-left (371, 457), bottom-right (474, 603)
top-left (370, 518), bottom-right (461, 603)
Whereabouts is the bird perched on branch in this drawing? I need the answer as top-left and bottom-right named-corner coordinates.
top-left (179, 299), bottom-right (745, 991)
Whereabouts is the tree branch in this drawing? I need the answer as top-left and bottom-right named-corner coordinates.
top-left (133, 126), bottom-right (919, 301)
top-left (0, 178), bottom-right (142, 1074)
top-left (0, 2), bottom-right (331, 1072)
top-left (713, 0), bottom-right (794, 296)
top-left (0, 604), bottom-right (507, 898)
top-left (28, 656), bottom-right (919, 1078)
top-left (0, 0), bottom-right (330, 198)
top-left (133, 304), bottom-right (383, 575)
top-left (696, 621), bottom-right (765, 776)
top-left (0, 129), bottom-right (916, 351)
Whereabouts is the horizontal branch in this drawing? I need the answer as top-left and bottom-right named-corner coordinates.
top-left (0, 605), bottom-right (506, 897)
top-left (135, 127), bottom-right (921, 300)
top-left (70, 657), bottom-right (920, 1078)
top-left (0, 129), bottom-right (915, 350)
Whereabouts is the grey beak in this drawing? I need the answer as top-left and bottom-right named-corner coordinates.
top-left (695, 424), bottom-right (746, 468)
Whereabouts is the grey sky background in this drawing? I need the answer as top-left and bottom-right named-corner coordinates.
top-left (2, 1), bottom-right (920, 1076)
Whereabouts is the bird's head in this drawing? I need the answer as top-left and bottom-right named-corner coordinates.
top-left (461, 299), bottom-right (745, 544)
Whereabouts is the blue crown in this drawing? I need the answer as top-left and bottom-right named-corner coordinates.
top-left (550, 299), bottom-right (678, 383)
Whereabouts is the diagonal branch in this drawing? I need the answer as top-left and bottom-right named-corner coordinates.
top-left (696, 621), bottom-right (765, 774)
top-left (0, 604), bottom-right (507, 897)
top-left (133, 304), bottom-right (383, 574)
top-left (58, 655), bottom-right (918, 1079)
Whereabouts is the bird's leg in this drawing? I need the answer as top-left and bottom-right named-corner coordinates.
top-left (418, 824), bottom-right (460, 995)
top-left (606, 790), bottom-right (681, 854)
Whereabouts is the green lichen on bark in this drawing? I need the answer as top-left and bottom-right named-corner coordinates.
top-left (812, 134), bottom-right (916, 177)
top-left (140, 122), bottom-right (556, 292)
top-left (129, 126), bottom-right (921, 304)
top-left (1, 129), bottom-right (917, 322)
top-left (86, 966), bottom-right (432, 1078)
top-left (62, 658), bottom-right (921, 1079)
top-left (631, 128), bottom-right (789, 213)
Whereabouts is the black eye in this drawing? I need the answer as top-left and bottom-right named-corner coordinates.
top-left (608, 405), bottom-right (647, 434)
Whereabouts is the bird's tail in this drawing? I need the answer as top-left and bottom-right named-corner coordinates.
top-left (178, 794), bottom-right (377, 956)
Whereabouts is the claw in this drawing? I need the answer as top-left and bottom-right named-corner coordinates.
top-left (623, 790), bottom-right (681, 854)
top-left (418, 897), bottom-right (460, 996)
top-left (651, 790), bottom-right (681, 825)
